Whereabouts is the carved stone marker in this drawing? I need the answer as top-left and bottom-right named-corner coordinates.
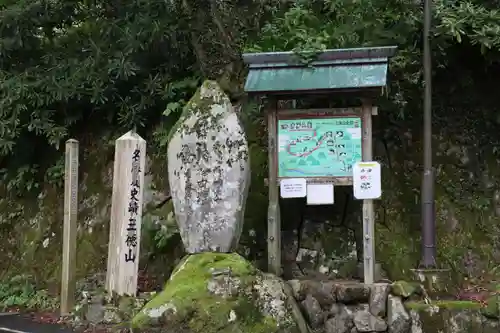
top-left (167, 80), bottom-right (250, 253)
top-left (106, 131), bottom-right (146, 296)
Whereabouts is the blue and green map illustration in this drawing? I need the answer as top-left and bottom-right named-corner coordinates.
top-left (277, 117), bottom-right (362, 177)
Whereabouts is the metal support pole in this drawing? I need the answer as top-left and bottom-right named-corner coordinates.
top-left (421, 0), bottom-right (436, 268)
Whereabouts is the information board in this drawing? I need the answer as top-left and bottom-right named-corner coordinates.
top-left (277, 117), bottom-right (362, 178)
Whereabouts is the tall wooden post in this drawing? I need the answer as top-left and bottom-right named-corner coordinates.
top-left (61, 139), bottom-right (79, 316)
top-left (267, 102), bottom-right (281, 276)
top-left (361, 101), bottom-right (375, 284)
top-left (106, 131), bottom-right (146, 296)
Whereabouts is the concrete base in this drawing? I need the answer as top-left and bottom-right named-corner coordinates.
top-left (410, 268), bottom-right (451, 296)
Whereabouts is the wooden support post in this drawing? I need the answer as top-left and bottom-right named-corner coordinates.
top-left (61, 139), bottom-right (79, 316)
top-left (267, 102), bottom-right (281, 276)
top-left (361, 101), bottom-right (375, 284)
top-left (106, 131), bottom-right (146, 296)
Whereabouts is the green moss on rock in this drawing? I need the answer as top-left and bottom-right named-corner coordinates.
top-left (391, 280), bottom-right (423, 298)
top-left (132, 252), bottom-right (300, 333)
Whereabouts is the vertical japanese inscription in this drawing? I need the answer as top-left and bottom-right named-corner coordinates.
top-left (125, 146), bottom-right (141, 263)
top-left (61, 139), bottom-right (78, 315)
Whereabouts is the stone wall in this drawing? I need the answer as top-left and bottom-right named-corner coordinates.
top-left (288, 279), bottom-right (499, 333)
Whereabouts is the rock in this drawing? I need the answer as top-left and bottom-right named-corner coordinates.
top-left (391, 281), bottom-right (422, 299)
top-left (167, 80), bottom-right (250, 253)
top-left (447, 309), bottom-right (483, 333)
top-left (346, 304), bottom-right (369, 314)
top-left (369, 283), bottom-right (390, 317)
top-left (336, 283), bottom-right (370, 304)
top-left (409, 310), bottom-right (422, 333)
top-left (292, 279), bottom-right (336, 308)
top-left (301, 295), bottom-right (324, 328)
top-left (288, 280), bottom-right (302, 300)
top-left (353, 310), bottom-right (387, 332)
top-left (328, 303), bottom-right (341, 317)
top-left (386, 295), bottom-right (411, 333)
top-left (132, 252), bottom-right (302, 333)
top-left (207, 274), bottom-right (241, 298)
top-left (316, 281), bottom-right (337, 308)
top-left (325, 306), bottom-right (354, 333)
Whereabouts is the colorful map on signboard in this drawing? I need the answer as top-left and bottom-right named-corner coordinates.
top-left (277, 117), bottom-right (362, 177)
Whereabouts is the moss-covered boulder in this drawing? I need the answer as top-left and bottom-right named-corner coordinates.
top-left (131, 252), bottom-right (304, 333)
top-left (391, 280), bottom-right (423, 299)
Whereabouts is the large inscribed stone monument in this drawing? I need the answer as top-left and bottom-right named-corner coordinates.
top-left (167, 80), bottom-right (250, 253)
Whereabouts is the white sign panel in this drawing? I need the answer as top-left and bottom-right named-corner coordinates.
top-left (280, 178), bottom-right (307, 198)
top-left (346, 127), bottom-right (362, 139)
top-left (306, 183), bottom-right (334, 205)
top-left (353, 162), bottom-right (382, 199)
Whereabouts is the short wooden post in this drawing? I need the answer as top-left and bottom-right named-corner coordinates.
top-left (61, 139), bottom-right (79, 316)
top-left (361, 101), bottom-right (375, 284)
top-left (267, 102), bottom-right (282, 276)
top-left (106, 131), bottom-right (146, 296)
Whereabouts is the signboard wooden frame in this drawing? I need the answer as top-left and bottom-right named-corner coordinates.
top-left (266, 103), bottom-right (377, 284)
top-left (272, 108), bottom-right (367, 186)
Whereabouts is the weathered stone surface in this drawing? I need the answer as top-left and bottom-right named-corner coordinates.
top-left (290, 279), bottom-right (337, 308)
top-left (301, 294), bottom-right (324, 328)
top-left (447, 309), bottom-right (483, 333)
top-left (288, 280), bottom-right (302, 300)
top-left (167, 80), bottom-right (250, 253)
top-left (387, 295), bottom-right (411, 333)
top-left (329, 303), bottom-right (341, 317)
top-left (369, 283), bottom-right (390, 317)
top-left (325, 305), bottom-right (354, 333)
top-left (316, 281), bottom-right (337, 308)
top-left (336, 283), bottom-right (370, 304)
top-left (352, 310), bottom-right (387, 332)
top-left (409, 310), bottom-right (423, 333)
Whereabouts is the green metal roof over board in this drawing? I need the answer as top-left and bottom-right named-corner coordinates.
top-left (242, 46), bottom-right (397, 94)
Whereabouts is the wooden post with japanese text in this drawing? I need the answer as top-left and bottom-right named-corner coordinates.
top-left (361, 101), bottom-right (375, 284)
top-left (106, 131), bottom-right (146, 296)
top-left (61, 139), bottom-right (79, 316)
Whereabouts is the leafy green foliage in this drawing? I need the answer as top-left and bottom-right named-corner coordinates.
top-left (0, 0), bottom-right (198, 192)
top-left (0, 275), bottom-right (58, 310)
top-left (245, 0), bottom-right (500, 116)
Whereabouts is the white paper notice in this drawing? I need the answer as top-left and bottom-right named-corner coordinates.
top-left (347, 128), bottom-right (362, 139)
top-left (353, 161), bottom-right (382, 199)
top-left (306, 183), bottom-right (334, 205)
top-left (280, 178), bottom-right (307, 198)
